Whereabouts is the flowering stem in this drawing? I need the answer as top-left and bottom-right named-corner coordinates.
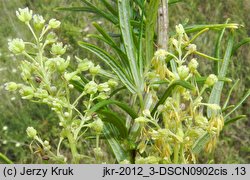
top-left (26, 22), bottom-right (38, 43)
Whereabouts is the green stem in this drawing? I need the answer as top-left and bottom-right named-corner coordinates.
top-left (66, 129), bottom-right (79, 163)
top-left (173, 142), bottom-right (180, 163)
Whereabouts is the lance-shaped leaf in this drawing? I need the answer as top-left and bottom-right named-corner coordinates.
top-left (118, 0), bottom-right (143, 93)
top-left (99, 110), bottom-right (128, 138)
top-left (78, 41), bottom-right (136, 93)
top-left (151, 80), bottom-right (195, 116)
top-left (192, 133), bottom-right (211, 154)
top-left (145, 0), bottom-right (160, 69)
top-left (103, 124), bottom-right (130, 162)
top-left (207, 30), bottom-right (234, 118)
top-left (184, 24), bottom-right (239, 34)
top-left (89, 99), bottom-right (138, 120)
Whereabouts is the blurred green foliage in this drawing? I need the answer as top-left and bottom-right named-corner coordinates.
top-left (0, 0), bottom-right (249, 163)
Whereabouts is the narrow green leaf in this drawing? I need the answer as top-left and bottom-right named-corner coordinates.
top-left (222, 105), bottom-right (235, 113)
top-left (118, 0), bottom-right (142, 92)
top-left (134, 0), bottom-right (144, 9)
top-left (91, 22), bottom-right (131, 74)
top-left (225, 115), bottom-right (247, 126)
top-left (207, 30), bottom-right (235, 117)
top-left (89, 99), bottom-right (138, 119)
top-left (232, 37), bottom-right (250, 55)
top-left (69, 80), bottom-right (85, 92)
top-left (185, 24), bottom-right (239, 34)
top-left (101, 0), bottom-right (118, 16)
top-left (100, 110), bottom-right (128, 138)
top-left (194, 51), bottom-right (222, 61)
top-left (214, 19), bottom-right (229, 74)
top-left (0, 153), bottom-right (13, 164)
top-left (137, 9), bottom-right (144, 82)
top-left (55, 6), bottom-right (96, 12)
top-left (110, 86), bottom-right (126, 97)
top-left (225, 89), bottom-right (250, 118)
top-left (78, 41), bottom-right (136, 93)
top-left (152, 80), bottom-right (195, 116)
top-left (189, 28), bottom-right (209, 43)
top-left (145, 0), bottom-right (160, 70)
top-left (192, 133), bottom-right (211, 154)
top-left (80, 0), bottom-right (118, 24)
top-left (223, 79), bottom-right (239, 109)
top-left (103, 124), bottom-right (130, 162)
top-left (195, 76), bottom-right (232, 84)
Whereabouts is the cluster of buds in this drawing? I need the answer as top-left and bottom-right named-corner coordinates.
top-left (6, 7), bottom-right (120, 163)
top-left (136, 24), bottom-right (224, 163)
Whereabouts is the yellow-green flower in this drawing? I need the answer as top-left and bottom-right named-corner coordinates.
top-left (16, 7), bottom-right (33, 23)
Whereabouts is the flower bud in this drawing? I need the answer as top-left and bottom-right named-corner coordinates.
top-left (90, 118), bottom-right (104, 133)
top-left (177, 65), bottom-right (189, 79)
top-left (135, 116), bottom-right (148, 124)
top-left (26, 127), bottom-right (37, 138)
top-left (107, 79), bottom-right (118, 88)
top-left (176, 24), bottom-right (185, 35)
top-left (205, 74), bottom-right (218, 87)
top-left (64, 112), bottom-right (70, 117)
top-left (51, 42), bottom-right (67, 56)
top-left (64, 71), bottom-right (78, 81)
top-left (46, 32), bottom-right (58, 44)
top-left (19, 86), bottom-right (34, 99)
top-left (84, 81), bottom-right (98, 94)
top-left (89, 65), bottom-right (101, 75)
top-left (16, 7), bottom-right (33, 23)
top-left (33, 14), bottom-right (45, 29)
top-left (44, 140), bottom-right (50, 146)
top-left (48, 19), bottom-right (61, 29)
top-left (154, 49), bottom-right (168, 62)
top-left (77, 59), bottom-right (94, 72)
top-left (93, 147), bottom-right (103, 158)
top-left (188, 58), bottom-right (199, 72)
top-left (96, 92), bottom-right (109, 100)
top-left (142, 109), bottom-right (151, 117)
top-left (68, 84), bottom-right (74, 89)
top-left (5, 82), bottom-right (18, 91)
top-left (98, 82), bottom-right (110, 92)
top-left (186, 44), bottom-right (197, 53)
top-left (8, 38), bottom-right (25, 54)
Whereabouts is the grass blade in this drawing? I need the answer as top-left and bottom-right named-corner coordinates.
top-left (207, 30), bottom-right (235, 117)
top-left (151, 80), bottom-right (195, 116)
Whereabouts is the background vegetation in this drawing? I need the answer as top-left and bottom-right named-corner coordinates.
top-left (0, 0), bottom-right (249, 163)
